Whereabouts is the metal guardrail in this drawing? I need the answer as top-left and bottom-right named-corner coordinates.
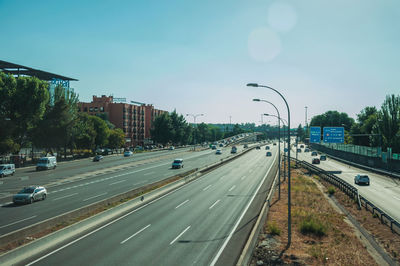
top-left (289, 157), bottom-right (400, 236)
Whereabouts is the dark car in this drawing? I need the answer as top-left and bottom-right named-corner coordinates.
top-left (273, 143), bottom-right (277, 146)
top-left (304, 148), bottom-right (310, 152)
top-left (265, 146), bottom-right (270, 150)
top-left (256, 146), bottom-right (261, 150)
top-left (171, 159), bottom-right (184, 169)
top-left (354, 174), bottom-right (370, 185)
top-left (300, 144), bottom-right (304, 148)
top-left (296, 148), bottom-right (301, 153)
top-left (320, 155), bottom-right (327, 161)
top-left (266, 152), bottom-right (272, 157)
top-left (312, 158), bottom-right (320, 164)
top-left (93, 155), bottom-right (103, 162)
top-left (311, 151), bottom-right (318, 156)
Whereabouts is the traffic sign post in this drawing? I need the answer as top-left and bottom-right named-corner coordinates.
top-left (309, 127), bottom-right (321, 143)
top-left (323, 127), bottom-right (344, 143)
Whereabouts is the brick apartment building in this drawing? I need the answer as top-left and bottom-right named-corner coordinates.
top-left (78, 95), bottom-right (167, 147)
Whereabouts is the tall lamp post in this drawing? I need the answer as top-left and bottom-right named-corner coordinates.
top-left (264, 114), bottom-right (288, 182)
top-left (186, 113), bottom-right (204, 151)
top-left (247, 82), bottom-right (292, 246)
top-left (253, 99), bottom-right (281, 200)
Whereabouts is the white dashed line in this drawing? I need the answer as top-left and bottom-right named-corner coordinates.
top-left (393, 196), bottom-right (400, 201)
top-left (109, 180), bottom-right (127, 186)
top-left (228, 185), bottom-right (236, 192)
top-left (241, 175), bottom-right (247, 180)
top-left (203, 185), bottom-right (212, 191)
top-left (0, 215), bottom-right (37, 229)
top-left (52, 193), bottom-right (78, 201)
top-left (120, 224), bottom-right (151, 244)
top-left (170, 226), bottom-right (191, 245)
top-left (83, 193), bottom-right (107, 202)
top-left (175, 199), bottom-right (189, 209)
top-left (209, 199), bottom-right (220, 210)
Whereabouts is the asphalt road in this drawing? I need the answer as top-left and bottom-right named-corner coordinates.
top-left (293, 146), bottom-right (400, 222)
top-left (21, 146), bottom-right (278, 266)
top-left (0, 145), bottom-right (249, 235)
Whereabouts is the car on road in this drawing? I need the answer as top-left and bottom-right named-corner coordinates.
top-left (219, 143), bottom-right (224, 147)
top-left (354, 174), bottom-right (370, 185)
top-left (231, 146), bottom-right (237, 154)
top-left (312, 158), bottom-right (320, 164)
top-left (244, 144), bottom-right (248, 148)
top-left (169, 146), bottom-right (175, 150)
top-left (265, 146), bottom-right (270, 150)
top-left (0, 164), bottom-right (15, 178)
top-left (296, 148), bottom-right (302, 153)
top-left (216, 149), bottom-right (222, 155)
top-left (304, 148), bottom-right (310, 152)
top-left (211, 145), bottom-right (217, 150)
top-left (36, 156), bottom-right (57, 171)
top-left (124, 151), bottom-right (133, 157)
top-left (311, 151), bottom-right (318, 156)
top-left (300, 144), bottom-right (304, 148)
top-left (256, 146), bottom-right (261, 150)
top-left (273, 143), bottom-right (277, 145)
top-left (171, 159), bottom-right (184, 169)
top-left (320, 155), bottom-right (327, 161)
top-left (266, 152), bottom-right (272, 157)
top-left (13, 186), bottom-right (47, 204)
top-left (93, 155), bottom-right (103, 162)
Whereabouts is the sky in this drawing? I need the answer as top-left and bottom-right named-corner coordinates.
top-left (1, 0), bottom-right (399, 128)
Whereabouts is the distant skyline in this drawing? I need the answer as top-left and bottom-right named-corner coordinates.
top-left (1, 0), bottom-right (399, 127)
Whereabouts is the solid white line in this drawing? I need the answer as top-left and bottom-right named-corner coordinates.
top-left (52, 193), bottom-right (78, 201)
top-left (83, 192), bottom-right (107, 202)
top-left (210, 153), bottom-right (277, 266)
top-left (120, 224), bottom-right (151, 244)
top-left (203, 185), bottom-right (212, 191)
top-left (170, 226), bottom-right (191, 245)
top-left (228, 185), bottom-right (236, 192)
top-left (109, 180), bottom-right (127, 186)
top-left (175, 199), bottom-right (189, 209)
top-left (241, 175), bottom-right (247, 180)
top-left (0, 215), bottom-right (37, 229)
top-left (209, 199), bottom-right (220, 210)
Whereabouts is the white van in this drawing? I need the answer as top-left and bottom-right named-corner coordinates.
top-left (0, 164), bottom-right (15, 177)
top-left (36, 156), bottom-right (57, 171)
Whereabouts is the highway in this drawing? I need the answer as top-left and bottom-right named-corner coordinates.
top-left (0, 144), bottom-right (250, 235)
top-left (294, 145), bottom-right (400, 222)
top-left (21, 146), bottom-right (277, 266)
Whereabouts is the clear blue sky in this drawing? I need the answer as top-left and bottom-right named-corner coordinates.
top-left (1, 0), bottom-right (399, 127)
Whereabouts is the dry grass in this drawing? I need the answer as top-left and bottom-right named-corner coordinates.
top-left (252, 167), bottom-right (377, 265)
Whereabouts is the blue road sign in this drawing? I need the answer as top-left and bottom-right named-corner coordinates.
top-left (309, 127), bottom-right (321, 143)
top-left (323, 127), bottom-right (344, 143)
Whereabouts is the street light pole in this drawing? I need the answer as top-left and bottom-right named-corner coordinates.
top-left (253, 98), bottom-right (281, 201)
top-left (186, 113), bottom-right (204, 151)
top-left (247, 82), bottom-right (292, 246)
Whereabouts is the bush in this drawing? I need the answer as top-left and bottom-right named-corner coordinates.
top-left (328, 187), bottom-right (335, 195)
top-left (267, 222), bottom-right (281, 236)
top-left (300, 215), bottom-right (327, 237)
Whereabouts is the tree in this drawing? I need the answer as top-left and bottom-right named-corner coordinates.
top-left (170, 110), bottom-right (187, 145)
top-left (89, 115), bottom-right (110, 148)
top-left (310, 110), bottom-right (354, 130)
top-left (296, 124), bottom-right (305, 142)
top-left (350, 106), bottom-right (378, 146)
top-left (108, 128), bottom-right (125, 149)
top-left (151, 113), bottom-right (172, 145)
top-left (0, 73), bottom-right (49, 154)
top-left (73, 113), bottom-right (96, 150)
top-left (375, 94), bottom-right (400, 152)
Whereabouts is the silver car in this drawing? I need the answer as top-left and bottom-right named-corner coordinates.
top-left (13, 186), bottom-right (47, 204)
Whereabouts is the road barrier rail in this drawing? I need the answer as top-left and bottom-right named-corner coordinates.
top-left (289, 156), bottom-right (400, 236)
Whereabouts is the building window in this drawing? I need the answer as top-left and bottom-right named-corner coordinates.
top-left (84, 107), bottom-right (88, 112)
top-left (94, 107), bottom-right (98, 112)
top-left (100, 107), bottom-right (104, 112)
top-left (89, 107), bottom-right (93, 112)
top-left (123, 122), bottom-right (127, 126)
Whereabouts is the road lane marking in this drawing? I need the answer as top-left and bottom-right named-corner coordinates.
top-left (175, 199), bottom-right (189, 209)
top-left (393, 196), bottom-right (400, 201)
top-left (241, 175), bottom-right (247, 180)
top-left (0, 215), bottom-right (37, 229)
top-left (209, 199), bottom-right (220, 210)
top-left (203, 185), bottom-right (212, 191)
top-left (170, 226), bottom-right (191, 245)
top-left (120, 224), bottom-right (151, 244)
top-left (228, 185), bottom-right (236, 192)
top-left (83, 192), bottom-right (107, 202)
top-left (144, 172), bottom-right (155, 176)
top-left (52, 193), bottom-right (78, 201)
top-left (210, 153), bottom-right (277, 266)
top-left (109, 180), bottom-right (127, 186)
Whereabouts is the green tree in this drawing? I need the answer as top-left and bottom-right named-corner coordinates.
top-left (375, 94), bottom-right (400, 152)
top-left (89, 115), bottom-right (110, 148)
top-left (170, 110), bottom-right (187, 145)
top-left (108, 128), bottom-right (125, 149)
top-left (350, 106), bottom-right (378, 146)
top-left (0, 73), bottom-right (49, 154)
top-left (296, 124), bottom-right (305, 142)
top-left (151, 112), bottom-right (172, 145)
top-left (73, 113), bottom-right (96, 150)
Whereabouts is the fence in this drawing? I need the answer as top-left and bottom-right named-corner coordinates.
top-left (290, 157), bottom-right (400, 236)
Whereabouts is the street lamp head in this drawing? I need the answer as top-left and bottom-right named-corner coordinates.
top-left (252, 98), bottom-right (261, 102)
top-left (247, 83), bottom-right (259, 87)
